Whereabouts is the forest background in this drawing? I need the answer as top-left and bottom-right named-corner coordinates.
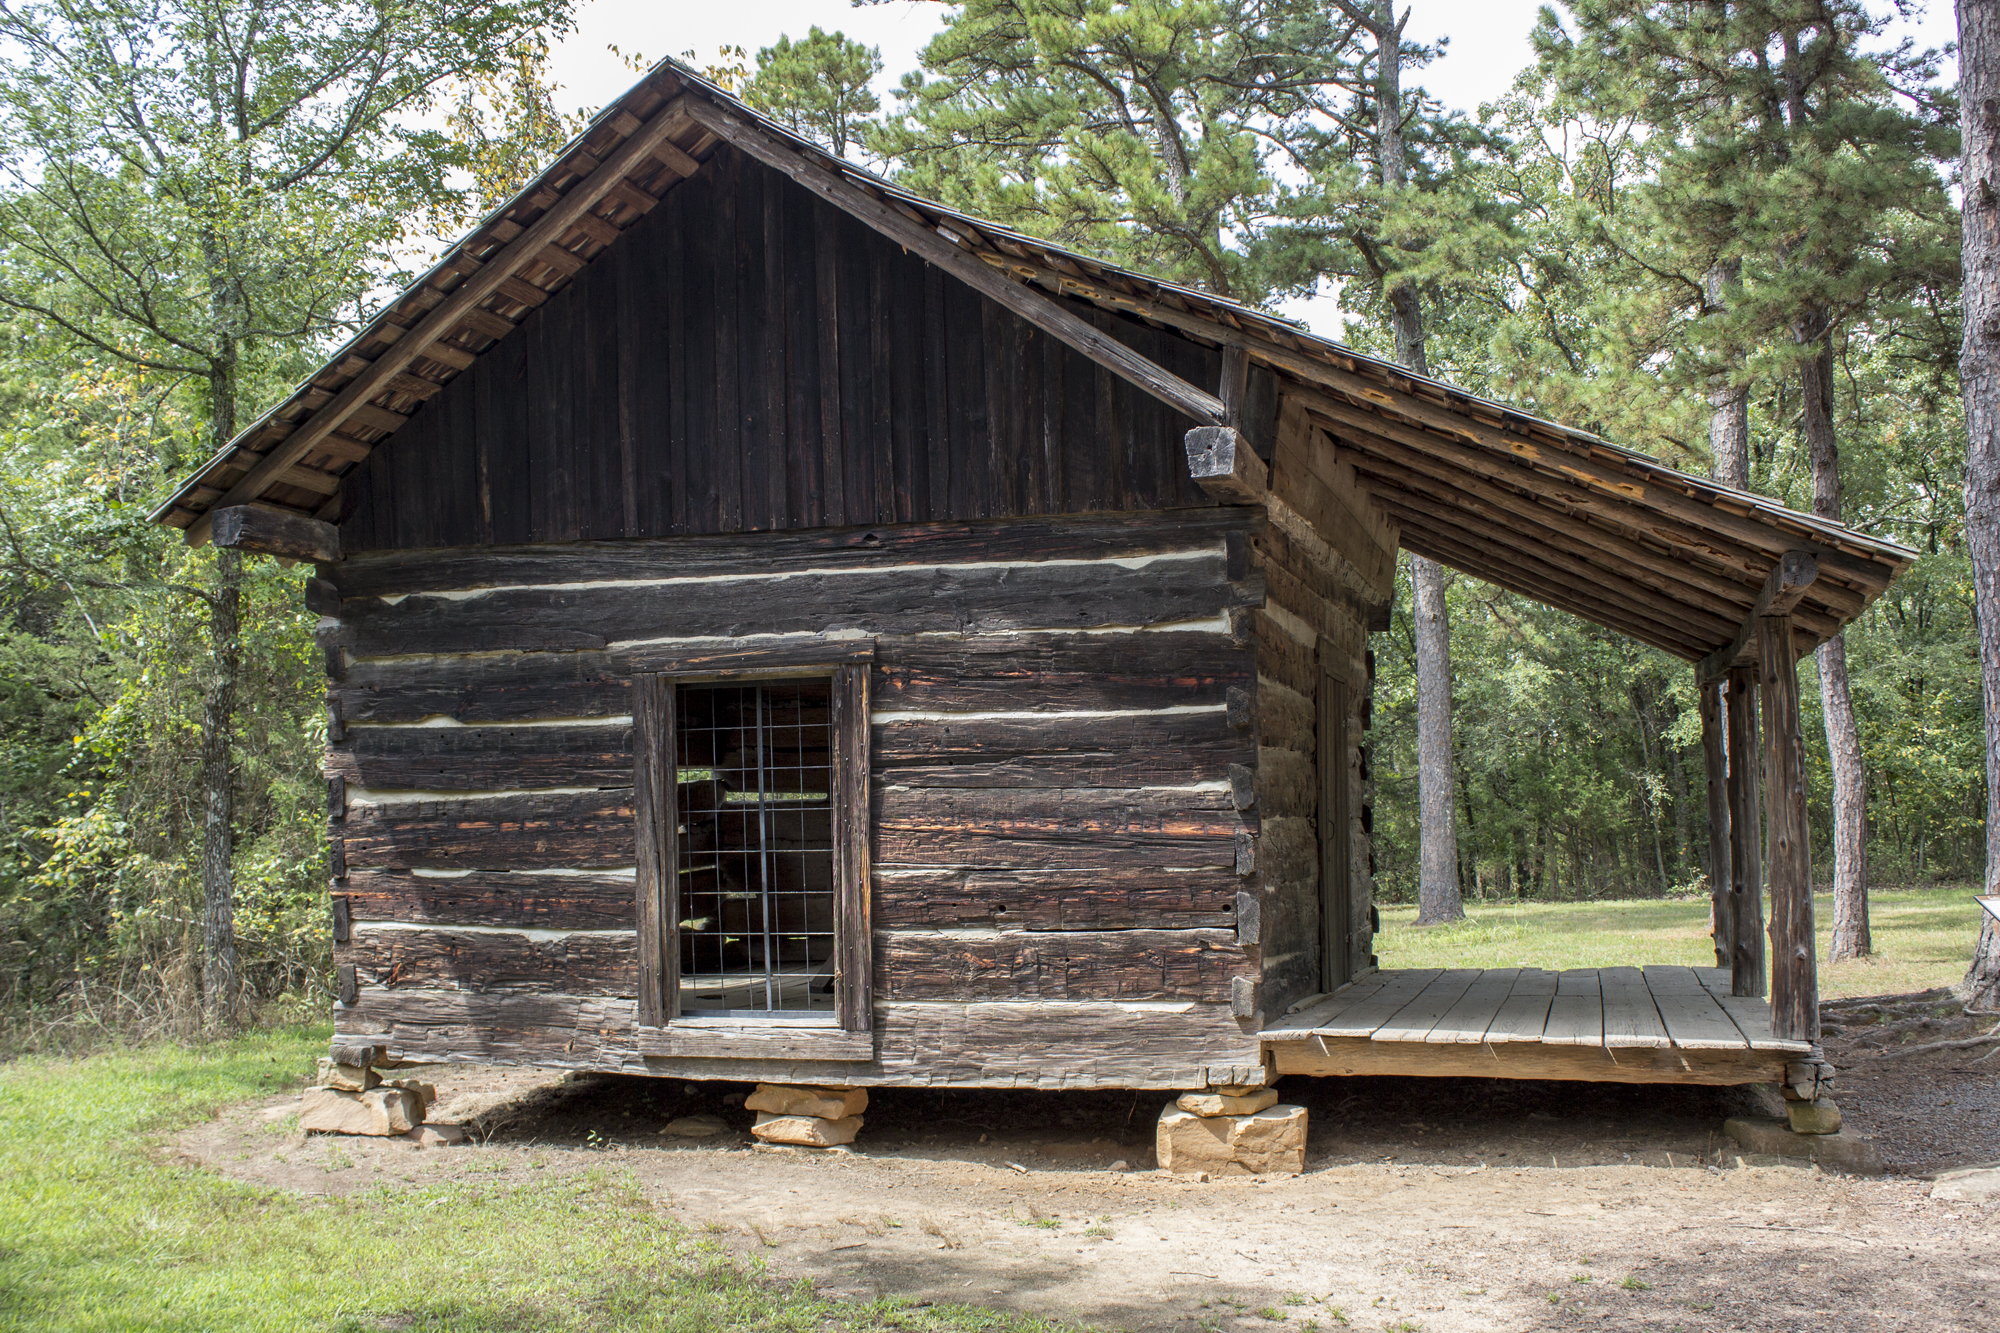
top-left (0, 0), bottom-right (1980, 1036)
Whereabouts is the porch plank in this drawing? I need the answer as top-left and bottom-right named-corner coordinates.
top-left (1542, 969), bottom-right (1604, 1046)
top-left (1695, 968), bottom-right (1814, 1053)
top-left (1600, 965), bottom-right (1673, 1048)
top-left (1372, 968), bottom-right (1482, 1043)
top-left (1425, 967), bottom-right (1520, 1044)
top-left (1485, 967), bottom-right (1559, 1043)
top-left (1644, 966), bottom-right (1748, 1050)
top-left (1312, 968), bottom-right (1442, 1038)
top-left (1261, 972), bottom-right (1395, 1036)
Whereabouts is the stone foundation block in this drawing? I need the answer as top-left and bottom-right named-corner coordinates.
top-left (299, 1085), bottom-right (424, 1137)
top-left (744, 1083), bottom-right (869, 1120)
top-left (663, 1114), bottom-right (730, 1137)
top-left (385, 1078), bottom-right (438, 1113)
top-left (1929, 1164), bottom-right (2000, 1202)
top-left (1785, 1098), bottom-right (1842, 1135)
top-left (1177, 1088), bottom-right (1280, 1118)
top-left (751, 1112), bottom-right (862, 1147)
top-left (404, 1124), bottom-right (465, 1148)
top-left (1722, 1116), bottom-right (1882, 1176)
top-left (315, 1059), bottom-right (379, 1093)
top-left (1157, 1103), bottom-right (1306, 1176)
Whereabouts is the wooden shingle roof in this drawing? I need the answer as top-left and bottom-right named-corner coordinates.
top-left (151, 56), bottom-right (1915, 667)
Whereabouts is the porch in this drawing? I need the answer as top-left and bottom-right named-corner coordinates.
top-left (1260, 966), bottom-right (1811, 1085)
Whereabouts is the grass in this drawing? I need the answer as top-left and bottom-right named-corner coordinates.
top-left (1376, 883), bottom-right (1985, 999)
top-left (0, 1028), bottom-right (1069, 1333)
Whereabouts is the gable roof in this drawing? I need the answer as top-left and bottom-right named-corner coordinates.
top-left (150, 56), bottom-right (1915, 670)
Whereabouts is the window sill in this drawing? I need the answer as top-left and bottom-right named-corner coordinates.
top-left (634, 1024), bottom-right (874, 1061)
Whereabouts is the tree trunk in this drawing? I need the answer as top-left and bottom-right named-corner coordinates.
top-left (1411, 552), bottom-right (1465, 924)
top-left (1961, 0), bottom-right (2000, 915)
top-left (1801, 334), bottom-right (1870, 959)
top-left (200, 545), bottom-right (241, 1027)
top-left (1705, 261), bottom-right (1751, 490)
top-left (198, 350), bottom-right (242, 1029)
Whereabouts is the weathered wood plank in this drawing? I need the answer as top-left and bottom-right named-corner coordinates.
top-left (329, 510), bottom-right (1256, 599)
top-left (1270, 1035), bottom-right (1789, 1085)
top-left (1599, 965), bottom-right (1673, 1049)
top-left (633, 673), bottom-right (676, 1026)
top-left (1541, 970), bottom-right (1604, 1046)
top-left (338, 869), bottom-right (634, 928)
top-left (876, 928), bottom-right (1242, 1002)
top-left (338, 926), bottom-right (637, 995)
top-left (833, 663), bottom-right (872, 1033)
top-left (1256, 971), bottom-right (1394, 1036)
top-left (336, 554), bottom-right (1260, 656)
top-left (1484, 968), bottom-right (1558, 1044)
top-left (1371, 968), bottom-right (1481, 1043)
top-left (211, 505), bottom-right (340, 562)
top-left (1693, 968), bottom-right (1815, 1053)
top-left (1423, 968), bottom-right (1519, 1044)
top-left (342, 791), bottom-right (635, 870)
top-left (1308, 968), bottom-right (1441, 1039)
top-left (1643, 966), bottom-right (1748, 1051)
top-left (874, 631), bottom-right (1251, 713)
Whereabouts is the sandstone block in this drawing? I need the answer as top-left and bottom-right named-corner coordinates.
top-left (751, 1112), bottom-right (862, 1147)
top-left (299, 1085), bottom-right (424, 1136)
top-left (315, 1058), bottom-right (379, 1092)
top-left (1156, 1103), bottom-right (1306, 1176)
top-left (403, 1124), bottom-right (465, 1148)
top-left (1178, 1088), bottom-right (1280, 1118)
top-left (663, 1113), bottom-right (731, 1137)
top-left (386, 1078), bottom-right (438, 1112)
top-left (744, 1083), bottom-right (868, 1120)
top-left (1722, 1116), bottom-right (1882, 1176)
top-left (1785, 1098), bottom-right (1842, 1135)
top-left (1210, 1083), bottom-right (1267, 1097)
top-left (1929, 1165), bottom-right (2000, 1202)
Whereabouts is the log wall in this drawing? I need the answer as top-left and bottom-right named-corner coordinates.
top-left (332, 144), bottom-right (1225, 552)
top-left (322, 510), bottom-right (1269, 1086)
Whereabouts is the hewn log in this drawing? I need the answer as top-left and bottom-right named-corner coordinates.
top-left (210, 505), bottom-right (340, 563)
top-left (874, 631), bottom-right (1251, 714)
top-left (872, 710), bottom-right (1250, 788)
top-left (334, 555), bottom-right (1260, 657)
top-left (1759, 614), bottom-right (1818, 1044)
top-left (327, 723), bottom-right (634, 791)
top-left (876, 928), bottom-right (1242, 1002)
top-left (339, 926), bottom-right (636, 995)
top-left (1184, 427), bottom-right (1268, 504)
top-left (342, 791), bottom-right (635, 870)
top-left (1726, 666), bottom-right (1765, 998)
top-left (328, 510), bottom-right (1257, 599)
top-left (339, 868), bottom-right (635, 929)
top-left (875, 787), bottom-right (1243, 871)
top-left (872, 867), bottom-right (1237, 931)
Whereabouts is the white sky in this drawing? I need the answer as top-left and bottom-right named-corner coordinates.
top-left (542, 1), bottom-right (1962, 335)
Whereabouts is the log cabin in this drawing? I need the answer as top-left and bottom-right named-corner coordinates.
top-left (152, 61), bottom-right (1915, 1094)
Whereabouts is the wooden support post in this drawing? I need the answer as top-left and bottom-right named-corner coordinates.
top-left (1725, 665), bottom-right (1765, 997)
top-left (1700, 677), bottom-right (1733, 970)
top-left (1759, 614), bottom-right (1819, 1044)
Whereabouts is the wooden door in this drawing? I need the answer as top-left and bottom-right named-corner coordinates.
top-left (1319, 668), bottom-right (1353, 991)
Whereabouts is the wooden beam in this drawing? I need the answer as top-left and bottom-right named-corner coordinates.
top-left (1184, 426), bottom-right (1268, 504)
top-left (1726, 665), bottom-right (1765, 998)
top-left (632, 673), bottom-right (676, 1028)
top-left (1700, 678), bottom-right (1733, 971)
top-left (185, 97), bottom-right (696, 545)
top-left (679, 96), bottom-right (1229, 428)
top-left (833, 663), bottom-right (873, 1034)
top-left (1697, 552), bottom-right (1820, 683)
top-left (1266, 1034), bottom-right (1790, 1085)
top-left (210, 505), bottom-right (340, 563)
top-left (1759, 614), bottom-right (1818, 1044)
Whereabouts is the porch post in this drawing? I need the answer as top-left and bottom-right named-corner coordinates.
top-left (1699, 678), bottom-right (1733, 970)
top-left (1759, 614), bottom-right (1819, 1044)
top-left (1725, 666), bottom-right (1765, 997)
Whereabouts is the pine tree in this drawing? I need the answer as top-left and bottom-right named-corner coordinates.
top-left (742, 28), bottom-right (884, 161)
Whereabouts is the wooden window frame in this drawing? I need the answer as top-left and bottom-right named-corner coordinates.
top-left (633, 655), bottom-right (872, 1056)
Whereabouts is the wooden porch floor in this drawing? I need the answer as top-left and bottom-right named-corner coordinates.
top-left (1259, 966), bottom-right (1812, 1085)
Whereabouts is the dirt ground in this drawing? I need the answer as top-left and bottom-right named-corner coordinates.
top-left (183, 1000), bottom-right (1999, 1333)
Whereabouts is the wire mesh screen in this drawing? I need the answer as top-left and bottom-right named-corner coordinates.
top-left (674, 679), bottom-right (837, 1017)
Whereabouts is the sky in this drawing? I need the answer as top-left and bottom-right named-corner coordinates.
top-left (540, 1), bottom-right (1963, 334)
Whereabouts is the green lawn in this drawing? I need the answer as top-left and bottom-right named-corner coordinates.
top-left (1376, 884), bottom-right (1986, 999)
top-left (0, 1029), bottom-right (1056, 1333)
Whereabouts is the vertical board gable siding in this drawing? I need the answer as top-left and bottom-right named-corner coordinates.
top-left (338, 145), bottom-right (1222, 552)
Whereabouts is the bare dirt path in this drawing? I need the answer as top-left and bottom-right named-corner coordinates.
top-left (182, 1041), bottom-right (1998, 1333)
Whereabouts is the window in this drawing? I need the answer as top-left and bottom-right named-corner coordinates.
top-left (633, 662), bottom-right (870, 1037)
